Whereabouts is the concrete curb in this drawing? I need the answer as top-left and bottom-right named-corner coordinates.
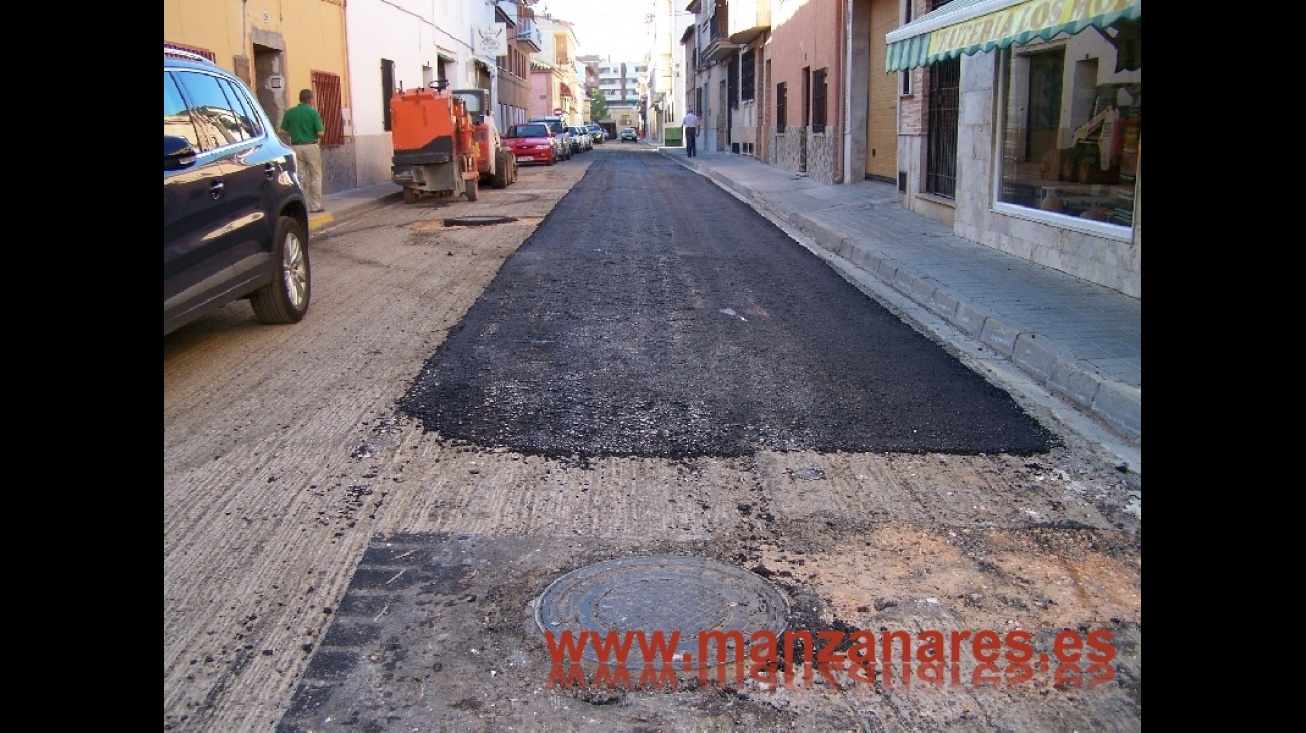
top-left (835, 221), bottom-right (1141, 442)
top-left (311, 191), bottom-right (405, 232)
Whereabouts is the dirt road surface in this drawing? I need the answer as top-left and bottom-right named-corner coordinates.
top-left (164, 150), bottom-right (1141, 732)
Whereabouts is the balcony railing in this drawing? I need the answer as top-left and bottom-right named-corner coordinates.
top-left (515, 21), bottom-right (542, 51)
top-left (701, 11), bottom-right (741, 63)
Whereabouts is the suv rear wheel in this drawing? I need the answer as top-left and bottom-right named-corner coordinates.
top-left (250, 216), bottom-right (311, 324)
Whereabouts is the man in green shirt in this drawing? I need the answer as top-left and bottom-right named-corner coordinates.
top-left (280, 89), bottom-right (326, 212)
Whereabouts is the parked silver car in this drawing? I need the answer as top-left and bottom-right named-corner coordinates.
top-left (567, 126), bottom-right (592, 153)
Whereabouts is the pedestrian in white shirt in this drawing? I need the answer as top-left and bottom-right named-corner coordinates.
top-left (682, 109), bottom-right (699, 158)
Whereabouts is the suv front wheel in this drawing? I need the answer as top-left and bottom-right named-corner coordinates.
top-left (250, 215), bottom-right (311, 324)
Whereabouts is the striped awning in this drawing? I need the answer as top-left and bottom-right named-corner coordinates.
top-left (886, 0), bottom-right (1142, 72)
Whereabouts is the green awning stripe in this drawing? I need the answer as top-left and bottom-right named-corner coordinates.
top-left (886, 1), bottom-right (1142, 72)
top-left (886, 33), bottom-right (932, 72)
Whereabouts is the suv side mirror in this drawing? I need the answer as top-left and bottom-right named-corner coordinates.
top-left (165, 135), bottom-right (198, 171)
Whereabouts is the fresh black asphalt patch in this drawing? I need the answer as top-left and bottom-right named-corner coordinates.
top-left (400, 151), bottom-right (1057, 458)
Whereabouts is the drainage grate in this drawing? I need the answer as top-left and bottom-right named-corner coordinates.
top-left (534, 555), bottom-right (789, 666)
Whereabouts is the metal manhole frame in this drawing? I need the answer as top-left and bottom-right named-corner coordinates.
top-left (533, 554), bottom-right (790, 666)
top-left (442, 215), bottom-right (518, 227)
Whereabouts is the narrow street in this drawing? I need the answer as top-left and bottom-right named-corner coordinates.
top-left (164, 148), bottom-right (1141, 732)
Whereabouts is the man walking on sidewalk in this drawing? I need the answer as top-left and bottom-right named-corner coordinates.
top-left (281, 89), bottom-right (326, 212)
top-left (682, 108), bottom-right (699, 158)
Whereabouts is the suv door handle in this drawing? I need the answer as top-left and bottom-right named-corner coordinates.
top-left (209, 180), bottom-right (225, 199)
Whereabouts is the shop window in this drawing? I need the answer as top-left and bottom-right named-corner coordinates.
top-left (998, 20), bottom-right (1141, 229)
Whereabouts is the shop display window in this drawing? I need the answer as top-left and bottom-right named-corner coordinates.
top-left (998, 19), bottom-right (1141, 231)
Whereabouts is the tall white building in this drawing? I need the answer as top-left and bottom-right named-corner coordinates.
top-left (644, 0), bottom-right (694, 143)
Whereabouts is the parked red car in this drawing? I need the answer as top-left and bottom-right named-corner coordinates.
top-left (503, 123), bottom-right (556, 166)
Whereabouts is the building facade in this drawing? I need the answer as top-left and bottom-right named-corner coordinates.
top-left (167, 1), bottom-right (550, 193)
top-left (678, 0), bottom-right (1141, 298)
top-left (344, 0), bottom-right (496, 189)
top-left (888, 0), bottom-right (1142, 296)
top-left (646, 1), bottom-right (696, 144)
top-left (768, 0), bottom-right (842, 180)
top-left (164, 0), bottom-right (352, 192)
top-left (168, 0), bottom-right (1141, 299)
top-left (528, 14), bottom-right (583, 124)
top-left (685, 0), bottom-right (772, 160)
top-left (580, 55), bottom-right (646, 135)
top-left (496, 1), bottom-right (543, 132)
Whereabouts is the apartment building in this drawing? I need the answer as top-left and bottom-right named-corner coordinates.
top-left (497, 1), bottom-right (544, 131)
top-left (583, 56), bottom-right (647, 135)
top-left (528, 13), bottom-right (583, 124)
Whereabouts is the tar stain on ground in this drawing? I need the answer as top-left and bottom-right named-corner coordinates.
top-left (399, 151), bottom-right (1058, 460)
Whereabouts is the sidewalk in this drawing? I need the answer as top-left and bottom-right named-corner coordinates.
top-left (309, 150), bottom-right (1141, 448)
top-left (658, 145), bottom-right (1140, 446)
top-left (308, 181), bottom-right (406, 232)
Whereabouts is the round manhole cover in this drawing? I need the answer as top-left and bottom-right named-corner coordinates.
top-left (442, 215), bottom-right (517, 227)
top-left (534, 555), bottom-right (789, 666)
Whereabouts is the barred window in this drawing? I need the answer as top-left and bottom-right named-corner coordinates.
top-left (812, 68), bottom-right (828, 133)
top-left (741, 50), bottom-right (755, 102)
top-left (381, 59), bottom-right (395, 132)
top-left (165, 42), bottom-right (216, 63)
top-left (727, 54), bottom-right (739, 108)
top-left (776, 82), bottom-right (787, 133)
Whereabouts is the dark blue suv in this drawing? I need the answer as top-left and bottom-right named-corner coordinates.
top-left (165, 48), bottom-right (311, 336)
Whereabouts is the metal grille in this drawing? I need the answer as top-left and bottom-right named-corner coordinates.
top-left (812, 67), bottom-right (827, 133)
top-left (727, 55), bottom-right (739, 109)
top-left (741, 50), bottom-right (755, 102)
top-left (776, 82), bottom-right (786, 133)
top-left (926, 57), bottom-right (959, 198)
top-left (312, 70), bottom-right (346, 146)
top-left (381, 59), bottom-right (395, 132)
top-left (165, 42), bottom-right (215, 63)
